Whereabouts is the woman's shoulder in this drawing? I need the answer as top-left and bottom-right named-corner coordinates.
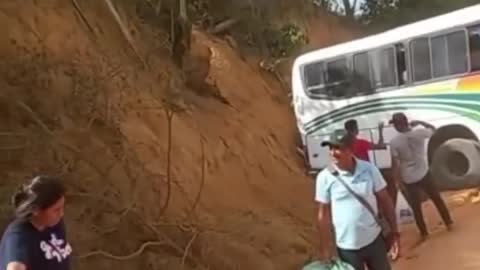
top-left (4, 219), bottom-right (33, 234)
top-left (0, 219), bottom-right (34, 245)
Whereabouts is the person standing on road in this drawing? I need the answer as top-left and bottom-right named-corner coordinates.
top-left (344, 119), bottom-right (386, 162)
top-left (0, 176), bottom-right (72, 270)
top-left (316, 130), bottom-right (399, 270)
top-left (389, 112), bottom-right (453, 241)
top-left (344, 119), bottom-right (398, 208)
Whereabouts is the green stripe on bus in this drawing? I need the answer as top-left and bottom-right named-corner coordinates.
top-left (304, 93), bottom-right (480, 132)
top-left (305, 102), bottom-right (480, 135)
top-left (305, 99), bottom-right (480, 133)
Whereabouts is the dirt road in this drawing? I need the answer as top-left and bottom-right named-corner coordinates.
top-left (395, 190), bottom-right (480, 270)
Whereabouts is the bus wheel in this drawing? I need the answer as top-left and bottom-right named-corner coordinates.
top-left (430, 138), bottom-right (480, 190)
top-left (427, 124), bottom-right (477, 165)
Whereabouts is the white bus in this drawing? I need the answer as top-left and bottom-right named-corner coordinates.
top-left (291, 4), bottom-right (480, 190)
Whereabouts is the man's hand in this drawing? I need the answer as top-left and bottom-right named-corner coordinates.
top-left (410, 120), bottom-right (421, 127)
top-left (388, 232), bottom-right (401, 261)
top-left (317, 202), bottom-right (336, 262)
top-left (7, 262), bottom-right (27, 270)
top-left (378, 121), bottom-right (384, 130)
top-left (319, 245), bottom-right (336, 262)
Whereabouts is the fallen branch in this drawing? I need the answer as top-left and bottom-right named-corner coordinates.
top-left (77, 241), bottom-right (167, 260)
top-left (96, 203), bottom-right (137, 235)
top-left (15, 99), bottom-right (203, 267)
top-left (103, 0), bottom-right (149, 69)
top-left (188, 135), bottom-right (206, 217)
top-left (210, 18), bottom-right (237, 35)
top-left (145, 0), bottom-right (163, 15)
top-left (71, 0), bottom-right (97, 38)
top-left (0, 145), bottom-right (26, 150)
top-left (157, 108), bottom-right (174, 217)
top-left (155, 0), bottom-right (163, 14)
top-left (16, 100), bottom-right (53, 136)
top-left (15, 100), bottom-right (124, 184)
top-left (129, 211), bottom-right (209, 270)
top-left (181, 231), bottom-right (199, 269)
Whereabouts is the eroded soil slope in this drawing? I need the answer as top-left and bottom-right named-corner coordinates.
top-left (0, 1), bottom-right (355, 269)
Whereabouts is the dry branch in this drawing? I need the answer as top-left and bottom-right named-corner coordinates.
top-left (129, 211), bottom-right (209, 270)
top-left (16, 100), bottom-right (53, 136)
top-left (71, 0), bottom-right (97, 37)
top-left (211, 19), bottom-right (237, 35)
top-left (155, 0), bottom-right (163, 14)
top-left (12, 97), bottom-right (206, 266)
top-left (188, 135), bottom-right (206, 217)
top-left (103, 0), bottom-right (149, 69)
top-left (144, 0), bottom-right (162, 15)
top-left (70, 192), bottom-right (212, 268)
top-left (157, 108), bottom-right (174, 217)
top-left (181, 231), bottom-right (199, 269)
top-left (13, 98), bottom-right (205, 266)
top-left (15, 100), bottom-right (134, 194)
top-left (96, 202), bottom-right (137, 235)
top-left (77, 241), bottom-right (167, 260)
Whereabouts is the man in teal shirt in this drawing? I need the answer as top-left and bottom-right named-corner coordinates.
top-left (315, 130), bottom-right (399, 270)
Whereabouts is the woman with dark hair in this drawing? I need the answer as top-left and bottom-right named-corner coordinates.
top-left (0, 176), bottom-right (72, 270)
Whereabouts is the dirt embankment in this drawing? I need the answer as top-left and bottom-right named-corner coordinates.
top-left (0, 1), bottom-right (357, 269)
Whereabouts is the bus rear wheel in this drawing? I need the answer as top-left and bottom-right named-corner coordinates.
top-left (428, 124), bottom-right (479, 191)
top-left (430, 138), bottom-right (480, 190)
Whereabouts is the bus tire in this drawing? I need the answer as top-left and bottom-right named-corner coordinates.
top-left (430, 138), bottom-right (480, 190)
top-left (427, 124), bottom-right (477, 165)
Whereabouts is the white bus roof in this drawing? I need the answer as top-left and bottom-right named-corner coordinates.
top-left (294, 4), bottom-right (480, 66)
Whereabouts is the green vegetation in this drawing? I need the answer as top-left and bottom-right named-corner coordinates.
top-left (137, 0), bottom-right (480, 62)
top-left (264, 24), bottom-right (309, 57)
top-left (316, 0), bottom-right (480, 29)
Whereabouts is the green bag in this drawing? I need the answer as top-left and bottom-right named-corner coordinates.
top-left (302, 259), bottom-right (355, 270)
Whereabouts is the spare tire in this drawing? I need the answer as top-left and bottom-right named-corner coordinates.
top-left (430, 138), bottom-right (480, 190)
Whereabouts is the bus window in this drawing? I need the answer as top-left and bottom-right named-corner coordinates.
top-left (431, 31), bottom-right (468, 77)
top-left (431, 35), bottom-right (449, 77)
top-left (410, 37), bottom-right (432, 82)
top-left (325, 58), bottom-right (352, 98)
top-left (304, 61), bottom-right (325, 92)
top-left (353, 52), bottom-right (373, 94)
top-left (370, 47), bottom-right (397, 89)
top-left (447, 31), bottom-right (468, 75)
top-left (469, 25), bottom-right (480, 72)
top-left (395, 44), bottom-right (407, 85)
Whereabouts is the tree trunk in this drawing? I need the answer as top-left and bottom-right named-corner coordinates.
top-left (172, 0), bottom-right (192, 68)
top-left (342, 0), bottom-right (357, 18)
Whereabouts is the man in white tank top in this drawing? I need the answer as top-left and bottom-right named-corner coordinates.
top-left (389, 112), bottom-right (453, 241)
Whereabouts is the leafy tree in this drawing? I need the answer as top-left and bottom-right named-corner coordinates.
top-left (312, 0), bottom-right (361, 19)
top-left (360, 0), bottom-right (480, 29)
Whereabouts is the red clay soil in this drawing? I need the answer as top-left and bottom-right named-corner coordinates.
top-left (395, 190), bottom-right (480, 270)
top-left (0, 1), bottom-right (326, 269)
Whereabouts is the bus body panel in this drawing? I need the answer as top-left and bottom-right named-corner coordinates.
top-left (291, 4), bottom-right (480, 174)
top-left (292, 71), bottom-right (480, 170)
